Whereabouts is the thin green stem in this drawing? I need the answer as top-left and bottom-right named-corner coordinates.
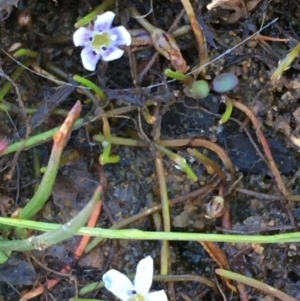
top-left (19, 102), bottom-right (81, 219)
top-left (93, 134), bottom-right (139, 146)
top-left (80, 274), bottom-right (216, 295)
top-left (271, 42), bottom-right (300, 81)
top-left (0, 60), bottom-right (31, 101)
top-left (219, 96), bottom-right (233, 124)
top-left (141, 107), bottom-right (156, 124)
top-left (1, 119), bottom-right (84, 156)
top-left (156, 160), bottom-right (170, 233)
top-left (1, 104), bottom-right (151, 157)
top-left (0, 188), bottom-right (101, 251)
top-left (94, 134), bottom-right (198, 180)
top-left (187, 148), bottom-right (226, 181)
top-left (13, 48), bottom-right (38, 58)
top-left (32, 148), bottom-right (41, 192)
top-left (19, 143), bottom-right (62, 219)
top-left (74, 0), bottom-right (116, 28)
top-left (0, 101), bottom-right (69, 117)
top-left (155, 144), bottom-right (197, 181)
top-left (215, 269), bottom-right (296, 301)
top-left (165, 68), bottom-right (193, 84)
top-left (99, 142), bottom-right (120, 164)
top-left (155, 156), bottom-right (171, 275)
top-left (86, 185), bottom-right (215, 252)
top-left (73, 75), bottom-right (107, 101)
top-left (2, 218), bottom-right (300, 250)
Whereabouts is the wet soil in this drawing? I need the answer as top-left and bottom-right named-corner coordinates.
top-left (1, 0), bottom-right (300, 300)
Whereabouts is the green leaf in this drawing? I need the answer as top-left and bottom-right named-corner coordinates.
top-left (184, 80), bottom-right (210, 99)
top-left (212, 73), bottom-right (238, 93)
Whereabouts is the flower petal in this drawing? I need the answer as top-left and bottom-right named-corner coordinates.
top-left (80, 47), bottom-right (101, 71)
top-left (102, 269), bottom-right (134, 301)
top-left (110, 26), bottom-right (132, 46)
top-left (147, 290), bottom-right (168, 301)
top-left (100, 46), bottom-right (124, 61)
top-left (73, 27), bottom-right (93, 47)
top-left (94, 11), bottom-right (115, 32)
top-left (134, 256), bottom-right (153, 296)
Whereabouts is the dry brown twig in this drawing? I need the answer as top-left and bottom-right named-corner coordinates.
top-left (207, 0), bottom-right (262, 23)
top-left (180, 0), bottom-right (208, 76)
top-left (232, 99), bottom-right (287, 196)
top-left (128, 5), bottom-right (188, 73)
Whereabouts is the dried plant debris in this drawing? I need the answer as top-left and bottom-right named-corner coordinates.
top-left (0, 0), bottom-right (19, 20)
top-left (207, 0), bottom-right (262, 23)
top-left (0, 258), bottom-right (36, 285)
top-left (0, 0), bottom-right (18, 10)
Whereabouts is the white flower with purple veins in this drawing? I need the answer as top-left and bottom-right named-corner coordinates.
top-left (73, 11), bottom-right (131, 71)
top-left (102, 256), bottom-right (168, 301)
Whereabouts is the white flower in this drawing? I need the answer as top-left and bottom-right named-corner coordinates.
top-left (102, 256), bottom-right (168, 301)
top-left (73, 11), bottom-right (131, 71)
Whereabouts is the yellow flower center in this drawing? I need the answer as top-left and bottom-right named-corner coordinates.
top-left (91, 32), bottom-right (111, 50)
top-left (128, 293), bottom-right (145, 301)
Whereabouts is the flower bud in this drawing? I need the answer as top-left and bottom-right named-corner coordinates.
top-left (206, 196), bottom-right (225, 219)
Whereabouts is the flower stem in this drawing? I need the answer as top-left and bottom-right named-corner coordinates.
top-left (73, 75), bottom-right (107, 101)
top-left (74, 0), bottom-right (116, 28)
top-left (219, 95), bottom-right (233, 124)
top-left (165, 68), bottom-right (193, 84)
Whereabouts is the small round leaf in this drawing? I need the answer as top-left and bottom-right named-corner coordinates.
top-left (212, 73), bottom-right (238, 93)
top-left (184, 80), bottom-right (210, 99)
